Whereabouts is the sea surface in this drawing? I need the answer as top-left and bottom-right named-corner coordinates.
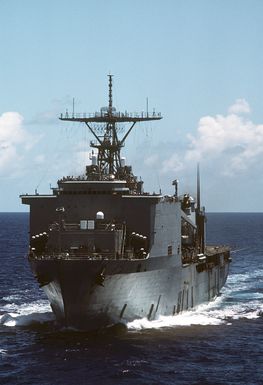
top-left (0, 212), bottom-right (262, 385)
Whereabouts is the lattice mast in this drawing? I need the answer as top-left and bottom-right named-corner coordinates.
top-left (59, 75), bottom-right (162, 179)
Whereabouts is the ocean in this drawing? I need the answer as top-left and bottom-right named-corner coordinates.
top-left (0, 212), bottom-right (262, 385)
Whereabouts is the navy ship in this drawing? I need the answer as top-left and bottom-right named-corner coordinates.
top-left (21, 76), bottom-right (231, 330)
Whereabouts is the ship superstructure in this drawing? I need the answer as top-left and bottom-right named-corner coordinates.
top-left (21, 76), bottom-right (231, 330)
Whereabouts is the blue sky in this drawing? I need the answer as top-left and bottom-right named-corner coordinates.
top-left (1, 0), bottom-right (263, 211)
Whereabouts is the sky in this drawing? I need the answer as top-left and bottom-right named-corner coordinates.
top-left (1, 0), bottom-right (263, 212)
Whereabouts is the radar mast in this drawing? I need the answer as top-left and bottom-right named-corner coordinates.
top-left (60, 75), bottom-right (162, 182)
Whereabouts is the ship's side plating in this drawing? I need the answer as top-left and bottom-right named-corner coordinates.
top-left (35, 250), bottom-right (229, 330)
top-left (20, 76), bottom-right (231, 330)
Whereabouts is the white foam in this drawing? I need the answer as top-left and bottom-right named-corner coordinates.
top-left (228, 273), bottom-right (251, 282)
top-left (127, 303), bottom-right (224, 330)
top-left (127, 311), bottom-right (224, 330)
top-left (127, 291), bottom-right (263, 331)
top-left (2, 299), bottom-right (51, 315)
top-left (228, 269), bottom-right (263, 283)
top-left (2, 294), bottom-right (23, 302)
top-left (250, 269), bottom-right (263, 278)
top-left (0, 299), bottom-right (54, 327)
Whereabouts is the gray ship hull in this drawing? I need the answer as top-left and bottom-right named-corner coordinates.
top-left (30, 251), bottom-right (230, 330)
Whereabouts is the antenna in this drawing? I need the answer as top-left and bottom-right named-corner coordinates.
top-left (72, 97), bottom-right (75, 117)
top-left (196, 162), bottom-right (205, 253)
top-left (146, 97), bottom-right (149, 117)
top-left (197, 163), bottom-right (200, 212)
top-left (108, 74), bottom-right (113, 115)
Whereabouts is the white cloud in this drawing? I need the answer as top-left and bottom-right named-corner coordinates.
top-left (0, 112), bottom-right (24, 144)
top-left (144, 153), bottom-right (160, 167)
top-left (0, 145), bottom-right (19, 172)
top-left (71, 150), bottom-right (90, 175)
top-left (0, 112), bottom-right (37, 176)
top-left (228, 98), bottom-right (251, 114)
top-left (184, 99), bottom-right (263, 176)
top-left (141, 99), bottom-right (263, 181)
top-left (144, 152), bottom-right (183, 174)
top-left (160, 153), bottom-right (183, 174)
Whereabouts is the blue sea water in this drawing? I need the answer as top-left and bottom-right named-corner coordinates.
top-left (0, 212), bottom-right (262, 385)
